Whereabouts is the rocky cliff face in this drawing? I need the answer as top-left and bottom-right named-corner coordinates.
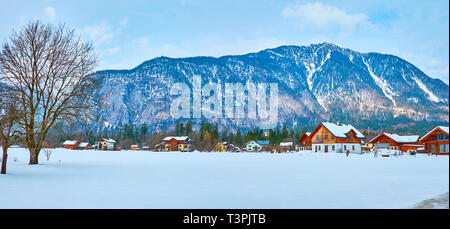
top-left (90, 42), bottom-right (449, 130)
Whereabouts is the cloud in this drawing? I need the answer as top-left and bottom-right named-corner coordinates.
top-left (83, 21), bottom-right (115, 46)
top-left (282, 2), bottom-right (370, 33)
top-left (120, 17), bottom-right (128, 27)
top-left (105, 46), bottom-right (121, 55)
top-left (134, 37), bottom-right (149, 49)
top-left (43, 6), bottom-right (56, 21)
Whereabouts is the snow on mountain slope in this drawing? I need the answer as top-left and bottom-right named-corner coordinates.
top-left (90, 43), bottom-right (449, 129)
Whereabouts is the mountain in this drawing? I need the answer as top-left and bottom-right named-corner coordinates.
top-left (90, 42), bottom-right (449, 131)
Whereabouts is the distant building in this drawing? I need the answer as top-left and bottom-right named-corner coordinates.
top-left (163, 136), bottom-right (192, 152)
top-left (310, 122), bottom-right (364, 154)
top-left (63, 140), bottom-right (79, 150)
top-left (419, 126), bottom-right (449, 155)
top-left (370, 133), bottom-right (421, 152)
top-left (154, 142), bottom-right (165, 152)
top-left (361, 136), bottom-right (376, 152)
top-left (78, 142), bottom-right (91, 150)
top-left (280, 142), bottom-right (294, 152)
top-left (213, 142), bottom-right (228, 152)
top-left (245, 140), bottom-right (261, 152)
top-left (130, 145), bottom-right (139, 150)
top-left (297, 132), bottom-right (312, 151)
top-left (256, 140), bottom-right (270, 151)
top-left (97, 138), bottom-right (116, 150)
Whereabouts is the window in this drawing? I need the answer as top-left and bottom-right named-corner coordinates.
top-left (440, 144), bottom-right (449, 153)
top-left (324, 135), bottom-right (328, 140)
top-left (319, 145), bottom-right (321, 151)
top-left (332, 145), bottom-right (335, 151)
top-left (352, 145), bottom-right (355, 151)
top-left (344, 145), bottom-right (347, 150)
top-left (316, 136), bottom-right (320, 140)
top-left (437, 134), bottom-right (449, 140)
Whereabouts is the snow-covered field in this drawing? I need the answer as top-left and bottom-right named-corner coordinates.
top-left (0, 148), bottom-right (448, 209)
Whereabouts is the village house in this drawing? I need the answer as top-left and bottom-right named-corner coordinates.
top-left (213, 142), bottom-right (228, 152)
top-left (279, 142), bottom-right (294, 152)
top-left (419, 126), bottom-right (449, 155)
top-left (369, 133), bottom-right (421, 152)
top-left (130, 145), bottom-right (139, 150)
top-left (163, 136), bottom-right (192, 152)
top-left (78, 142), bottom-right (91, 150)
top-left (97, 138), bottom-right (116, 150)
top-left (297, 132), bottom-right (312, 151)
top-left (310, 122), bottom-right (364, 154)
top-left (256, 140), bottom-right (270, 151)
top-left (361, 136), bottom-right (376, 152)
top-left (245, 140), bottom-right (261, 152)
top-left (154, 142), bottom-right (165, 152)
top-left (63, 140), bottom-right (79, 150)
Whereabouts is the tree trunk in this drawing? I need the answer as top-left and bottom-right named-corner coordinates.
top-left (1, 145), bottom-right (7, 174)
top-left (29, 148), bottom-right (40, 165)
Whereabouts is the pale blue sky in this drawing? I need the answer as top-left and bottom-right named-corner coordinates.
top-left (0, 0), bottom-right (448, 83)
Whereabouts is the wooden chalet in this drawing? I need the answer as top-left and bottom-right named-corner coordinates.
top-left (78, 142), bottom-right (91, 150)
top-left (419, 126), bottom-right (449, 155)
top-left (369, 133), bottom-right (421, 152)
top-left (63, 140), bottom-right (79, 150)
top-left (163, 136), bottom-right (192, 152)
top-left (97, 138), bottom-right (116, 150)
top-left (310, 122), bottom-right (364, 154)
top-left (297, 132), bottom-right (312, 150)
top-left (361, 136), bottom-right (376, 152)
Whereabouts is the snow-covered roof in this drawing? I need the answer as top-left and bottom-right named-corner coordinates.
top-left (163, 136), bottom-right (190, 141)
top-left (98, 138), bottom-right (116, 143)
top-left (63, 140), bottom-right (78, 145)
top-left (257, 140), bottom-right (270, 145)
top-left (78, 142), bottom-right (90, 147)
top-left (420, 126), bottom-right (449, 141)
top-left (321, 122), bottom-right (364, 138)
top-left (280, 142), bottom-right (293, 146)
top-left (245, 140), bottom-right (259, 146)
top-left (384, 133), bottom-right (419, 143)
top-left (131, 145), bottom-right (138, 147)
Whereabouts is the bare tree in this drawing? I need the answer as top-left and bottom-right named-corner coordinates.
top-left (0, 90), bottom-right (22, 174)
top-left (43, 148), bottom-right (52, 161)
top-left (0, 21), bottom-right (97, 164)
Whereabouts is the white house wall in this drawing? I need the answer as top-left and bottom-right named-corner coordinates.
top-left (312, 143), bottom-right (362, 154)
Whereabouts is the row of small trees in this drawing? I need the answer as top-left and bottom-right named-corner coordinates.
top-left (0, 20), bottom-right (97, 174)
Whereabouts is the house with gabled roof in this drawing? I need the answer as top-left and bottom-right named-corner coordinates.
top-left (298, 132), bottom-right (312, 150)
top-left (163, 136), bottom-right (192, 152)
top-left (369, 133), bottom-right (422, 152)
top-left (419, 126), bottom-right (449, 155)
top-left (63, 140), bottom-right (79, 150)
top-left (310, 122), bottom-right (364, 154)
top-left (97, 138), bottom-right (116, 150)
top-left (245, 140), bottom-right (261, 152)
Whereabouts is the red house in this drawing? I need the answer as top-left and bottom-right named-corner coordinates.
top-left (63, 140), bottom-right (79, 150)
top-left (419, 126), bottom-right (449, 155)
top-left (163, 136), bottom-right (192, 152)
top-left (297, 132), bottom-right (312, 150)
top-left (369, 133), bottom-right (421, 152)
